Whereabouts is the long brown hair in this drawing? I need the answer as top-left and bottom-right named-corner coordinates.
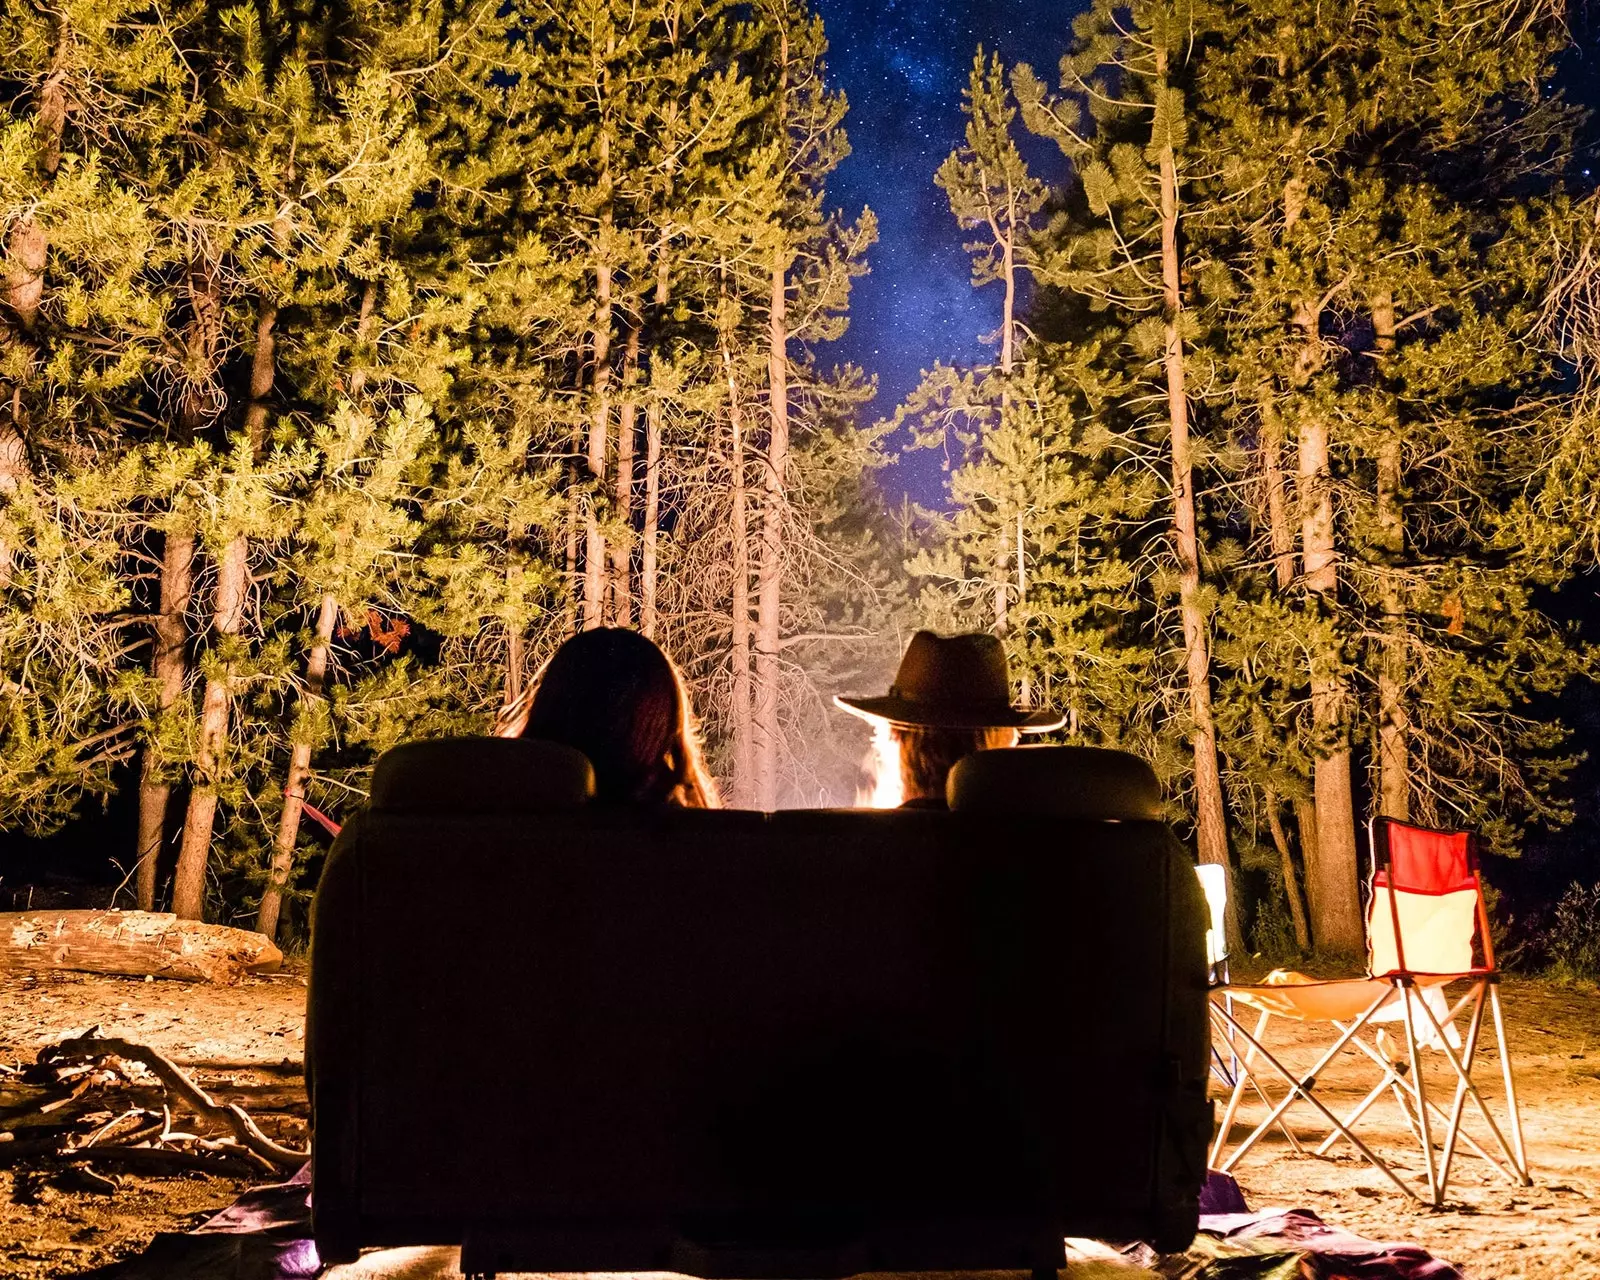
top-left (520, 628), bottom-right (719, 808)
top-left (891, 725), bottom-right (1018, 804)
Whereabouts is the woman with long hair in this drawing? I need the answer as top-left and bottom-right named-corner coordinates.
top-left (496, 628), bottom-right (720, 808)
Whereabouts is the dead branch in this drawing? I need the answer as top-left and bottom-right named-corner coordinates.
top-left (41, 1033), bottom-right (307, 1169)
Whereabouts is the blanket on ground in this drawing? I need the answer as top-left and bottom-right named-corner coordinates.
top-left (74, 1168), bottom-right (1461, 1280)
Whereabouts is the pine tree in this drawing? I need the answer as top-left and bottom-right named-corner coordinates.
top-left (1187, 0), bottom-right (1587, 950)
top-left (1013, 0), bottom-right (1237, 937)
top-left (0, 0), bottom-right (199, 855)
top-left (933, 49), bottom-right (1048, 647)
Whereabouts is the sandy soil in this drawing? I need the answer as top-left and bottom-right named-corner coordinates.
top-left (0, 968), bottom-right (1596, 1278)
top-left (0, 965), bottom-right (309, 1278)
top-left (1215, 975), bottom-right (1600, 1279)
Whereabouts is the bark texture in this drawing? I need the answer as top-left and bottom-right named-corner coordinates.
top-left (1372, 292), bottom-right (1409, 821)
top-left (135, 529), bottom-right (195, 911)
top-left (0, 911), bottom-right (281, 985)
top-left (171, 303), bottom-right (276, 920)
top-left (1154, 51), bottom-right (1234, 945)
top-left (1294, 296), bottom-right (1364, 952)
top-left (1264, 786), bottom-right (1312, 952)
top-left (750, 30), bottom-right (793, 812)
top-left (721, 305), bottom-right (754, 800)
top-left (610, 323), bottom-right (640, 624)
top-left (753, 246), bottom-right (789, 810)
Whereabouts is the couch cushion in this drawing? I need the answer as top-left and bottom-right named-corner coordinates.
top-left (947, 745), bottom-right (1162, 820)
top-left (368, 737), bottom-right (595, 814)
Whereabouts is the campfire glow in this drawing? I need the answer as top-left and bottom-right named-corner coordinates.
top-left (855, 719), bottom-right (904, 809)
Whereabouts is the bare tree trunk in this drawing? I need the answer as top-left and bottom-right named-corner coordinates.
top-left (610, 323), bottom-right (640, 625)
top-left (1294, 298), bottom-right (1364, 953)
top-left (563, 442), bottom-right (580, 635)
top-left (642, 401), bottom-right (661, 639)
top-left (1263, 785), bottom-right (1312, 952)
top-left (256, 282), bottom-right (381, 938)
top-left (1258, 389), bottom-right (1312, 953)
top-left (139, 249), bottom-right (224, 913)
top-left (720, 302), bottom-right (753, 802)
top-left (171, 302), bottom-right (276, 921)
top-left (641, 256), bottom-right (670, 640)
top-left (583, 61), bottom-right (616, 628)
top-left (993, 228), bottom-right (1015, 636)
top-left (751, 31), bottom-right (792, 812)
top-left (256, 592), bottom-right (336, 939)
top-left (585, 265), bottom-right (612, 628)
top-left (754, 249), bottom-right (789, 810)
top-left (1259, 389), bottom-right (1296, 592)
top-left (1154, 51), bottom-right (1234, 945)
top-left (135, 529), bottom-right (194, 911)
top-left (1372, 292), bottom-right (1409, 821)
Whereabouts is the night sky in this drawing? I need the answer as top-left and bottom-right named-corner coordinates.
top-left (814, 0), bottom-right (1077, 507)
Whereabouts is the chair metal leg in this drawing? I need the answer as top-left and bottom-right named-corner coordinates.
top-left (1489, 981), bottom-right (1532, 1184)
top-left (1210, 995), bottom-right (1426, 1202)
top-left (1399, 982), bottom-right (1440, 1205)
top-left (1435, 983), bottom-right (1488, 1197)
top-left (1329, 1008), bottom-right (1512, 1181)
top-left (1411, 980), bottom-right (1525, 1187)
top-left (1209, 1005), bottom-right (1265, 1167)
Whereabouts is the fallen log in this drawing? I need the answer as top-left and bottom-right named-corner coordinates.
top-left (0, 911), bottom-right (281, 984)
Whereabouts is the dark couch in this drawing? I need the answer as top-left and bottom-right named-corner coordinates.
top-left (307, 741), bottom-right (1211, 1276)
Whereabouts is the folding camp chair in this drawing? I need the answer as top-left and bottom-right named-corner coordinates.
top-left (1209, 817), bottom-right (1530, 1206)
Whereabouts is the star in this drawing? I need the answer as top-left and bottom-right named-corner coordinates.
top-left (813, 0), bottom-right (1078, 507)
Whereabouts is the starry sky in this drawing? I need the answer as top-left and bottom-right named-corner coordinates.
top-left (814, 0), bottom-right (1078, 507)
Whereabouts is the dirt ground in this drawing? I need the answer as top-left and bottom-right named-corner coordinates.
top-left (0, 969), bottom-right (1596, 1279)
top-left (1214, 975), bottom-right (1600, 1279)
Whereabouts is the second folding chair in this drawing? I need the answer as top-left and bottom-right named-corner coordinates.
top-left (1209, 817), bottom-right (1531, 1206)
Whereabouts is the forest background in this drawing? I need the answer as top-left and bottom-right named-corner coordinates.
top-left (2, 0), bottom-right (1599, 963)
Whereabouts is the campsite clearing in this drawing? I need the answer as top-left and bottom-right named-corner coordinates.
top-left (0, 970), bottom-right (1596, 1279)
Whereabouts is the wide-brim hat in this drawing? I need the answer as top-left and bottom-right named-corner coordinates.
top-left (834, 630), bottom-right (1064, 732)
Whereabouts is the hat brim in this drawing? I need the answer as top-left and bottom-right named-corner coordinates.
top-left (834, 694), bottom-right (1064, 733)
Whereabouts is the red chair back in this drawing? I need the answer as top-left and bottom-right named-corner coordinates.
top-left (1367, 818), bottom-right (1490, 978)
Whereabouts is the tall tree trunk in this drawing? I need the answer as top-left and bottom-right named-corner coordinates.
top-left (1154, 50), bottom-right (1235, 944)
top-left (610, 323), bottom-right (640, 625)
top-left (1372, 292), bottom-right (1409, 821)
top-left (137, 249), bottom-right (223, 911)
top-left (642, 402), bottom-right (661, 639)
top-left (256, 281), bottom-right (380, 939)
top-left (171, 302), bottom-right (276, 921)
top-left (135, 528), bottom-right (194, 911)
top-left (641, 255), bottom-right (670, 640)
top-left (1257, 388), bottom-right (1312, 952)
top-left (993, 229), bottom-right (1016, 635)
top-left (752, 31), bottom-right (792, 811)
top-left (257, 592), bottom-right (336, 939)
top-left (1259, 388), bottom-right (1296, 592)
top-left (754, 249), bottom-right (789, 810)
top-left (563, 444), bottom-right (580, 634)
top-left (720, 302), bottom-right (754, 801)
top-left (585, 264), bottom-right (612, 628)
top-left (583, 56), bottom-right (616, 628)
top-left (1263, 785), bottom-right (1312, 952)
top-left (1294, 297), bottom-right (1364, 953)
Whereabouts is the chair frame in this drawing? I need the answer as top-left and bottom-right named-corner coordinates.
top-left (1207, 816), bottom-right (1531, 1206)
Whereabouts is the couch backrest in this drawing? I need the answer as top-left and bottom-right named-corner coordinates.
top-left (307, 740), bottom-right (1210, 1276)
top-left (948, 745), bottom-right (1163, 819)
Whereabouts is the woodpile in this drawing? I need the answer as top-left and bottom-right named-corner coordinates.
top-left (0, 910), bottom-right (282, 984)
top-left (0, 1031), bottom-right (307, 1183)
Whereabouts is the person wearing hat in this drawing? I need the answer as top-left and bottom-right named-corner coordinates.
top-left (835, 631), bottom-right (1064, 809)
